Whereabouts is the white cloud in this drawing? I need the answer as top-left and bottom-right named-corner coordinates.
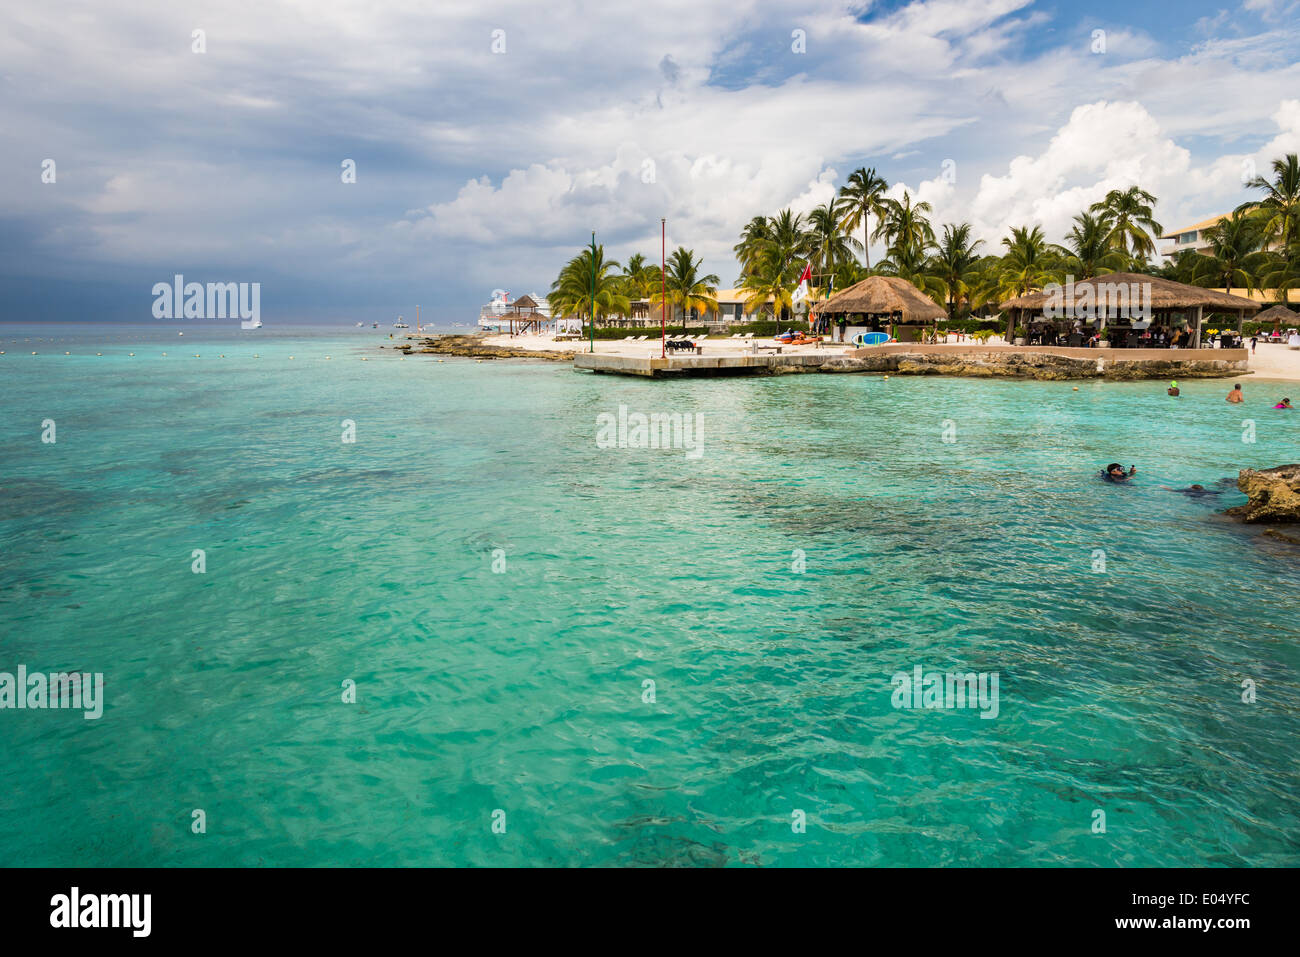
top-left (1, 0), bottom-right (1299, 316)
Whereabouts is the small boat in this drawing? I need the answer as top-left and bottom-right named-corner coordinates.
top-left (394, 318), bottom-right (409, 329)
top-left (774, 332), bottom-right (822, 346)
top-left (372, 322), bottom-right (378, 329)
top-left (243, 318), bottom-right (263, 329)
top-left (355, 322), bottom-right (364, 328)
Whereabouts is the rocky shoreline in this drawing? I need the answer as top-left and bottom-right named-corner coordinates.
top-left (817, 351), bottom-right (1247, 380)
top-left (396, 334), bottom-right (573, 362)
top-left (398, 336), bottom-right (1247, 380)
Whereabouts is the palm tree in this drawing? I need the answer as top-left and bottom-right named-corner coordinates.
top-left (663, 246), bottom-right (719, 333)
top-left (548, 245), bottom-right (629, 325)
top-left (1089, 186), bottom-right (1163, 261)
top-left (738, 256), bottom-right (795, 323)
top-left (830, 260), bottom-right (867, 293)
top-left (1192, 208), bottom-right (1267, 293)
top-left (874, 192), bottom-right (935, 258)
top-left (733, 215), bottom-right (772, 281)
top-left (805, 200), bottom-right (861, 293)
top-left (1157, 248), bottom-right (1202, 285)
top-left (931, 223), bottom-right (985, 322)
top-left (995, 224), bottom-right (1063, 341)
top-left (837, 167), bottom-right (890, 270)
top-left (1062, 212), bottom-right (1125, 278)
top-left (620, 253), bottom-right (659, 301)
top-left (765, 208), bottom-right (811, 281)
top-left (966, 254), bottom-right (1011, 319)
top-left (1241, 153), bottom-right (1300, 253)
top-left (875, 237), bottom-right (942, 302)
top-left (1258, 245), bottom-right (1300, 304)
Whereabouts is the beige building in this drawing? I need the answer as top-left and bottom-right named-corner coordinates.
top-left (1160, 209), bottom-right (1282, 258)
top-left (619, 288), bottom-right (779, 327)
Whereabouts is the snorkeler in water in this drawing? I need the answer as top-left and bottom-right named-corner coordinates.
top-left (1103, 463), bottom-right (1137, 481)
top-left (1159, 483), bottom-right (1223, 497)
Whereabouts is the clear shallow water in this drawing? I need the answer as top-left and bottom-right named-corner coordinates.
top-left (1, 323), bottom-right (1298, 867)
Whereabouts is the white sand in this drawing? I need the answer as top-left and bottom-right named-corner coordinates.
top-left (1242, 341), bottom-right (1300, 382)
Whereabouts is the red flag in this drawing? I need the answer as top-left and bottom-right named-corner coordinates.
top-left (797, 263), bottom-right (811, 284)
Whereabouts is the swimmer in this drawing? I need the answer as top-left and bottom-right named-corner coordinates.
top-left (1274, 397), bottom-right (1293, 409)
top-left (1159, 483), bottom-right (1222, 497)
top-left (1226, 384), bottom-right (1244, 403)
top-left (1167, 381), bottom-right (1180, 397)
top-left (1103, 463), bottom-right (1137, 481)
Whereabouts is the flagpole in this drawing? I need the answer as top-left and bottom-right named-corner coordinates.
top-left (589, 231), bottom-right (596, 353)
top-left (661, 218), bottom-right (666, 358)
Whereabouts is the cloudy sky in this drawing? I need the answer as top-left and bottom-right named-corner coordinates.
top-left (3, 0), bottom-right (1299, 323)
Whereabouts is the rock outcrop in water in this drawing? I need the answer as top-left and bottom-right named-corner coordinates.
top-left (818, 350), bottom-right (1244, 380)
top-left (399, 334), bottom-right (573, 361)
top-left (1226, 465), bottom-right (1300, 523)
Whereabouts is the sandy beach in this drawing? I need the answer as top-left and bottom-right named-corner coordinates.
top-left (475, 331), bottom-right (1300, 381)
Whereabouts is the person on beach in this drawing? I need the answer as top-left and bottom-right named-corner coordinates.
top-left (1227, 384), bottom-right (1244, 403)
top-left (1250, 335), bottom-right (1258, 353)
top-left (1274, 398), bottom-right (1294, 409)
top-left (1167, 381), bottom-right (1180, 396)
top-left (1103, 463), bottom-right (1137, 481)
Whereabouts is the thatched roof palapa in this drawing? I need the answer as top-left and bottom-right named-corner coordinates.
top-left (1254, 304), bottom-right (1298, 325)
top-left (813, 276), bottom-right (946, 322)
top-left (998, 273), bottom-right (1262, 314)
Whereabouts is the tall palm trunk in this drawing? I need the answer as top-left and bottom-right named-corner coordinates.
top-left (863, 219), bottom-right (870, 271)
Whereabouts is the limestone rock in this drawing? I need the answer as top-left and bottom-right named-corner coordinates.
top-left (1227, 465), bottom-right (1300, 523)
top-left (403, 334), bottom-right (573, 362)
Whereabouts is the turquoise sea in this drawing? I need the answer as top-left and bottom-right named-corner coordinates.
top-left (2, 323), bottom-right (1298, 867)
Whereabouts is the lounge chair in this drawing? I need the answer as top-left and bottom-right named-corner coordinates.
top-left (743, 332), bottom-right (755, 339)
top-left (635, 335), bottom-right (648, 341)
top-left (622, 335), bottom-right (634, 340)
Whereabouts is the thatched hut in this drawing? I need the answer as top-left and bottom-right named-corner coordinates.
top-left (503, 294), bottom-right (546, 336)
top-left (998, 273), bottom-right (1260, 348)
top-left (1254, 304), bottom-right (1298, 330)
top-left (812, 276), bottom-right (945, 342)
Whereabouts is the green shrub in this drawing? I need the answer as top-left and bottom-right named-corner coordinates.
top-left (589, 319), bottom-right (804, 339)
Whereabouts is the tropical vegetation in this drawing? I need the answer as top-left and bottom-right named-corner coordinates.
top-left (547, 151), bottom-right (1300, 330)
